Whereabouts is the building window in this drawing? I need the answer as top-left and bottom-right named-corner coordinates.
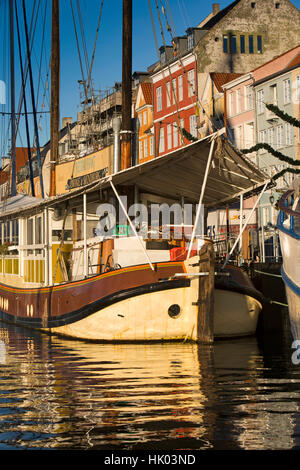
top-left (167, 124), bottom-right (172, 150)
top-left (173, 123), bottom-right (178, 148)
top-left (229, 91), bottom-right (235, 116)
top-left (27, 218), bottom-right (33, 245)
top-left (187, 33), bottom-right (194, 50)
top-left (139, 141), bottom-right (143, 159)
top-left (245, 85), bottom-right (253, 110)
top-left (236, 88), bottom-right (242, 114)
top-left (178, 75), bottom-right (183, 102)
top-left (259, 129), bottom-right (267, 152)
top-left (159, 128), bottom-right (165, 153)
top-left (236, 125), bottom-right (243, 148)
top-left (166, 82), bottom-right (171, 107)
top-left (249, 35), bottom-right (254, 54)
top-left (240, 35), bottom-right (245, 53)
top-left (35, 216), bottom-right (43, 245)
top-left (188, 69), bottom-right (195, 97)
top-left (257, 89), bottom-right (265, 114)
top-left (268, 127), bottom-right (275, 147)
top-left (150, 136), bottom-right (154, 156)
top-left (285, 123), bottom-right (293, 146)
top-left (143, 111), bottom-right (147, 125)
top-left (144, 139), bottom-right (148, 157)
top-left (231, 35), bottom-right (237, 54)
top-left (276, 125), bottom-right (284, 148)
top-left (172, 78), bottom-right (177, 103)
top-left (251, 2), bottom-right (256, 7)
top-left (257, 35), bottom-right (262, 54)
top-left (223, 35), bottom-right (228, 53)
top-left (190, 115), bottom-right (197, 138)
top-left (283, 79), bottom-right (291, 104)
top-left (275, 2), bottom-right (280, 8)
top-left (156, 86), bottom-right (162, 112)
top-left (161, 50), bottom-right (166, 65)
top-left (270, 84), bottom-right (278, 105)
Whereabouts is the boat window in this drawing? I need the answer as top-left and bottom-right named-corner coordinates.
top-left (35, 216), bottom-right (43, 244)
top-left (27, 218), bottom-right (34, 245)
top-left (4, 221), bottom-right (10, 243)
top-left (11, 219), bottom-right (19, 245)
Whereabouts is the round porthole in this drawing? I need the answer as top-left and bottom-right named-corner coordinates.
top-left (168, 304), bottom-right (181, 319)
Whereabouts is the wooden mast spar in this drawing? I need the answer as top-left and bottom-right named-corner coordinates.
top-left (121, 0), bottom-right (132, 170)
top-left (49, 0), bottom-right (60, 197)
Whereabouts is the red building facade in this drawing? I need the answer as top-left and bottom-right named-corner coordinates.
top-left (152, 51), bottom-right (199, 157)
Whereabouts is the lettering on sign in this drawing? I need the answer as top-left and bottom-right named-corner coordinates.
top-left (66, 168), bottom-right (108, 190)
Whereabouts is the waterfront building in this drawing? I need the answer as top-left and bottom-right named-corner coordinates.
top-left (193, 0), bottom-right (300, 74)
top-left (135, 81), bottom-right (154, 163)
top-left (151, 39), bottom-right (198, 157)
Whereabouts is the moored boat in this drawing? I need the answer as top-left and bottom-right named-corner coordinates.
top-left (277, 180), bottom-right (300, 340)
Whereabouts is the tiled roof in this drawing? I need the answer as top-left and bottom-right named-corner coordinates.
top-left (141, 82), bottom-right (152, 105)
top-left (210, 73), bottom-right (243, 92)
top-left (287, 52), bottom-right (300, 68)
top-left (199, 0), bottom-right (241, 30)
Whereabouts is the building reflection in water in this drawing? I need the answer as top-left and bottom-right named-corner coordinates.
top-left (0, 324), bottom-right (299, 450)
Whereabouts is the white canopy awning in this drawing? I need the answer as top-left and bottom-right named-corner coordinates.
top-left (0, 131), bottom-right (271, 219)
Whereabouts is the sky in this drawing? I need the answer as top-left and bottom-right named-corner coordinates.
top-left (0, 0), bottom-right (300, 153)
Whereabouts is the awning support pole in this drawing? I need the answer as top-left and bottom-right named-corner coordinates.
top-left (222, 181), bottom-right (268, 270)
top-left (110, 180), bottom-right (155, 271)
top-left (239, 193), bottom-right (243, 263)
top-left (187, 137), bottom-right (216, 259)
top-left (83, 192), bottom-right (88, 278)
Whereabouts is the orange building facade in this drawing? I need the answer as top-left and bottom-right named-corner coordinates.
top-left (135, 82), bottom-right (154, 163)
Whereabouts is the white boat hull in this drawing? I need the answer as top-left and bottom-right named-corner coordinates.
top-left (45, 284), bottom-right (262, 341)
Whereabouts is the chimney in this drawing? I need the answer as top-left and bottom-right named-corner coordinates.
top-left (212, 3), bottom-right (220, 15)
top-left (62, 117), bottom-right (72, 128)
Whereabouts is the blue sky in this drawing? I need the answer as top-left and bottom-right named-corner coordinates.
top-left (0, 0), bottom-right (300, 152)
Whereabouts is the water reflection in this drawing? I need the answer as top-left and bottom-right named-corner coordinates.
top-left (0, 323), bottom-right (299, 450)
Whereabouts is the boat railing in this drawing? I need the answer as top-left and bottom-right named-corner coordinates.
top-left (277, 188), bottom-right (300, 238)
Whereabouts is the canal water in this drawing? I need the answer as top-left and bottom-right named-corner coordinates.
top-left (0, 311), bottom-right (300, 452)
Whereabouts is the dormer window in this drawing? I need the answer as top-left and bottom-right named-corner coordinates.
top-left (161, 50), bottom-right (166, 64)
top-left (187, 33), bottom-right (194, 50)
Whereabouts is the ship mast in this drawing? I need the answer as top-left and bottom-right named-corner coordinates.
top-left (121, 0), bottom-right (132, 170)
top-left (49, 0), bottom-right (60, 197)
top-left (9, 0), bottom-right (16, 196)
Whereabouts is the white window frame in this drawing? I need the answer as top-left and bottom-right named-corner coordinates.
top-left (178, 75), bottom-right (183, 102)
top-left (283, 79), bottom-right (291, 104)
top-left (296, 75), bottom-right (300, 101)
top-left (167, 124), bottom-right (172, 150)
top-left (257, 89), bottom-right (265, 114)
top-left (285, 123), bottom-right (293, 146)
top-left (236, 88), bottom-right (242, 114)
top-left (156, 86), bottom-right (162, 112)
top-left (149, 136), bottom-right (154, 156)
top-left (276, 124), bottom-right (284, 148)
top-left (143, 111), bottom-right (148, 126)
top-left (166, 82), bottom-right (171, 107)
top-left (245, 85), bottom-right (253, 110)
top-left (189, 115), bottom-right (197, 138)
top-left (173, 123), bottom-right (178, 148)
top-left (188, 69), bottom-right (195, 98)
top-left (172, 78), bottom-right (177, 104)
top-left (159, 127), bottom-right (165, 153)
top-left (229, 91), bottom-right (235, 117)
top-left (139, 140), bottom-right (143, 160)
top-left (268, 127), bottom-right (275, 147)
